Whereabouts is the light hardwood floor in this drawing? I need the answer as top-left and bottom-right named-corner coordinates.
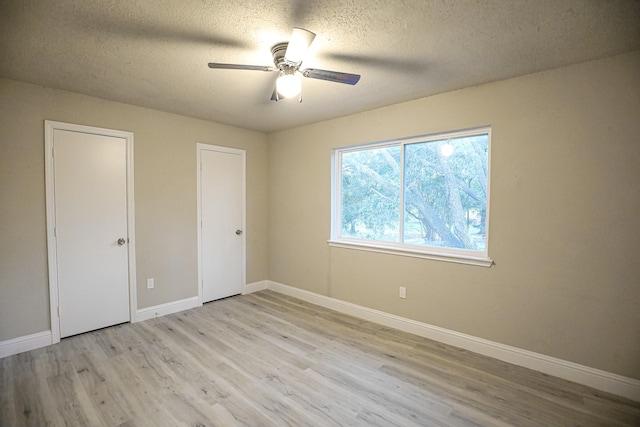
top-left (1, 290), bottom-right (639, 426)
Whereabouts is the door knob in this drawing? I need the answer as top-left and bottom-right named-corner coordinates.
top-left (235, 229), bottom-right (243, 235)
top-left (117, 238), bottom-right (127, 246)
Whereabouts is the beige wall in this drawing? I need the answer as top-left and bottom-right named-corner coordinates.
top-left (268, 51), bottom-right (640, 379)
top-left (0, 78), bottom-right (269, 340)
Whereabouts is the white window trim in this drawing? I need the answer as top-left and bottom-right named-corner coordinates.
top-left (327, 240), bottom-right (493, 267)
top-left (330, 126), bottom-right (493, 267)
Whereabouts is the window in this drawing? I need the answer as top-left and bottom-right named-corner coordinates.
top-left (330, 127), bottom-right (492, 267)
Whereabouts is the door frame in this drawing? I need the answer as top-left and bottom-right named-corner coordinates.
top-left (44, 120), bottom-right (137, 344)
top-left (196, 143), bottom-right (246, 305)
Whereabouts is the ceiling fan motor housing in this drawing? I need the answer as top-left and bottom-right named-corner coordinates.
top-left (271, 42), bottom-right (296, 70)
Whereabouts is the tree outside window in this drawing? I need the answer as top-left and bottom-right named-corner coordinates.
top-left (334, 128), bottom-right (490, 260)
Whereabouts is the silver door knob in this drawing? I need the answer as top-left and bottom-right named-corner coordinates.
top-left (117, 238), bottom-right (127, 246)
top-left (235, 229), bottom-right (243, 235)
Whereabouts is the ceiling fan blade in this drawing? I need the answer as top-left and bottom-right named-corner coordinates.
top-left (208, 63), bottom-right (276, 72)
top-left (302, 68), bottom-right (361, 85)
top-left (284, 28), bottom-right (316, 64)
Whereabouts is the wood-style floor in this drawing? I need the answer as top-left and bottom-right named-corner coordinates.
top-left (1, 290), bottom-right (639, 426)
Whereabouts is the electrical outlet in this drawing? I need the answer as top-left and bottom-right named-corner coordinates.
top-left (147, 278), bottom-right (154, 289)
top-left (399, 286), bottom-right (406, 299)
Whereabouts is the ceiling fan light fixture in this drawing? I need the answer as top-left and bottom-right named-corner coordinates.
top-left (276, 72), bottom-right (301, 98)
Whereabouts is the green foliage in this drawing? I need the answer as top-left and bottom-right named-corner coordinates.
top-left (339, 134), bottom-right (488, 251)
top-left (341, 146), bottom-right (400, 241)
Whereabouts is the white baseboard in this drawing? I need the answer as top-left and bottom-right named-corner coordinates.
top-left (1, 296), bottom-right (202, 358)
top-left (0, 284), bottom-right (263, 357)
top-left (243, 280), bottom-right (269, 294)
top-left (0, 330), bottom-right (52, 358)
top-left (4, 283), bottom-right (638, 401)
top-left (265, 280), bottom-right (640, 402)
top-left (136, 296), bottom-right (200, 322)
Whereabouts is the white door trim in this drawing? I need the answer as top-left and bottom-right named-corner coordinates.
top-left (196, 143), bottom-right (246, 305)
top-left (44, 120), bottom-right (137, 344)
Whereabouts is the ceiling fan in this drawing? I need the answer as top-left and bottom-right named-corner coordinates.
top-left (208, 28), bottom-right (361, 102)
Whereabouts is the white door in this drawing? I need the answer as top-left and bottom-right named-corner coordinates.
top-left (199, 145), bottom-right (245, 303)
top-left (49, 126), bottom-right (131, 338)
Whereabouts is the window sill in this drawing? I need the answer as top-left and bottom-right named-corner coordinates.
top-left (327, 240), bottom-right (494, 268)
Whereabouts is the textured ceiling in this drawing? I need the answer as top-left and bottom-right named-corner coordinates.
top-left (1, 0), bottom-right (639, 132)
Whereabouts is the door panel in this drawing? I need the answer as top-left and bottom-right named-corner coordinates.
top-left (54, 129), bottom-right (130, 337)
top-left (200, 148), bottom-right (244, 302)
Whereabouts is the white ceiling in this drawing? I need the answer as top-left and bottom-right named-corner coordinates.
top-left (1, 0), bottom-right (639, 132)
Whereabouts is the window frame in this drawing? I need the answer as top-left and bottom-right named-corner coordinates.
top-left (329, 127), bottom-right (493, 267)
